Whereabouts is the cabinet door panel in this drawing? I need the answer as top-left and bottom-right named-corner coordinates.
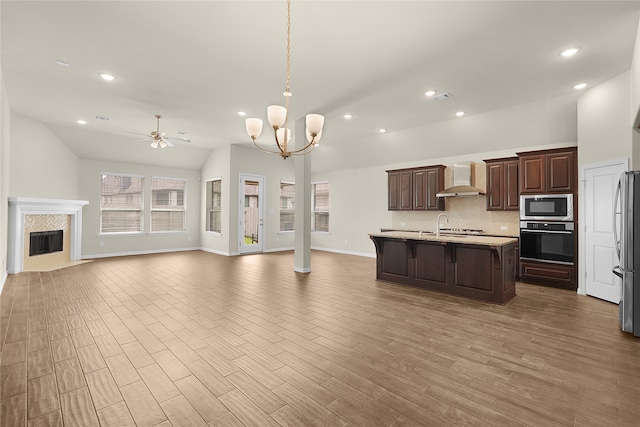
top-left (388, 172), bottom-right (400, 210)
top-left (454, 246), bottom-right (493, 291)
top-left (520, 155), bottom-right (545, 194)
top-left (426, 167), bottom-right (445, 211)
top-left (504, 160), bottom-right (519, 210)
top-left (413, 170), bottom-right (427, 210)
top-left (400, 171), bottom-right (413, 210)
top-left (486, 162), bottom-right (504, 210)
top-left (547, 151), bottom-right (575, 192)
top-left (415, 243), bottom-right (446, 283)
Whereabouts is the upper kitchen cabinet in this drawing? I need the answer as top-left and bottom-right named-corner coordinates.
top-left (484, 157), bottom-right (519, 211)
top-left (517, 147), bottom-right (577, 194)
top-left (387, 165), bottom-right (445, 211)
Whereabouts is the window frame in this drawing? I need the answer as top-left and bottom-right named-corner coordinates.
top-left (99, 172), bottom-right (145, 235)
top-left (206, 177), bottom-right (223, 234)
top-left (279, 180), bottom-right (295, 233)
top-left (150, 176), bottom-right (187, 233)
top-left (311, 181), bottom-right (330, 233)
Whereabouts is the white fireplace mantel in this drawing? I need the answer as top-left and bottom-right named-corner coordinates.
top-left (8, 197), bottom-right (89, 274)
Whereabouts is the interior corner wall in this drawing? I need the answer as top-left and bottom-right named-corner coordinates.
top-left (577, 71), bottom-right (632, 167)
top-left (229, 144), bottom-right (295, 255)
top-left (0, 67), bottom-right (10, 290)
top-left (200, 145), bottom-right (231, 255)
top-left (79, 159), bottom-right (201, 258)
top-left (9, 112), bottom-right (80, 199)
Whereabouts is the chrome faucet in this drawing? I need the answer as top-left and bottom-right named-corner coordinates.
top-left (436, 213), bottom-right (449, 238)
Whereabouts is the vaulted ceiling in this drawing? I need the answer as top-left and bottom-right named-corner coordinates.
top-left (2, 1), bottom-right (639, 172)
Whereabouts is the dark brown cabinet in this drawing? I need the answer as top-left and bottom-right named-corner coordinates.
top-left (520, 260), bottom-right (575, 290)
top-left (370, 235), bottom-right (517, 304)
top-left (517, 147), bottom-right (577, 194)
top-left (387, 165), bottom-right (445, 211)
top-left (484, 157), bottom-right (519, 211)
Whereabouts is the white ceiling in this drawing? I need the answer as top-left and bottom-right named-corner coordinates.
top-left (2, 1), bottom-right (639, 172)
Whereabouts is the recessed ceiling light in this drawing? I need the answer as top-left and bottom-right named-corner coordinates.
top-left (93, 115), bottom-right (111, 121)
top-left (99, 73), bottom-right (116, 81)
top-left (237, 111), bottom-right (247, 116)
top-left (77, 120), bottom-right (87, 125)
top-left (573, 83), bottom-right (588, 90)
top-left (560, 48), bottom-right (580, 57)
top-left (379, 128), bottom-right (387, 133)
top-left (455, 111), bottom-right (465, 117)
top-left (343, 114), bottom-right (353, 119)
top-left (425, 90), bottom-right (436, 97)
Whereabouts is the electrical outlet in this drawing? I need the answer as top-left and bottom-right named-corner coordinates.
top-left (500, 226), bottom-right (508, 230)
top-left (276, 237), bottom-right (279, 242)
top-left (188, 236), bottom-right (192, 242)
top-left (400, 222), bottom-right (406, 226)
top-left (344, 239), bottom-right (348, 245)
top-left (99, 241), bottom-right (105, 247)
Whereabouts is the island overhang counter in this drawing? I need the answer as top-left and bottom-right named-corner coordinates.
top-left (369, 231), bottom-right (518, 304)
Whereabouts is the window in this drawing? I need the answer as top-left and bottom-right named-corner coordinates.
top-left (312, 182), bottom-right (329, 232)
top-left (280, 181), bottom-right (295, 231)
top-left (100, 173), bottom-right (144, 233)
top-left (206, 179), bottom-right (222, 233)
top-left (151, 177), bottom-right (186, 232)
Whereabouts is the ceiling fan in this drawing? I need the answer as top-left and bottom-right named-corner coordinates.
top-left (128, 115), bottom-right (191, 149)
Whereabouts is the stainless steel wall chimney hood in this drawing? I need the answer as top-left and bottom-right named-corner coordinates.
top-left (436, 161), bottom-right (485, 197)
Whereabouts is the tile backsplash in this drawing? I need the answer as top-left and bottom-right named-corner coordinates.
top-left (390, 196), bottom-right (520, 236)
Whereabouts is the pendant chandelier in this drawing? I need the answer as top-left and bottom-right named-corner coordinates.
top-left (245, 0), bottom-right (324, 159)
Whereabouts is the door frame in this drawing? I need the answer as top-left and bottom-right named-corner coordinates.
top-left (579, 157), bottom-right (628, 297)
top-left (238, 173), bottom-right (265, 254)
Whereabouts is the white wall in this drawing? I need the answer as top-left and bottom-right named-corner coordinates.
top-left (79, 159), bottom-right (201, 258)
top-left (9, 113), bottom-right (80, 199)
top-left (630, 16), bottom-right (640, 169)
top-left (577, 71), bottom-right (632, 167)
top-left (0, 67), bottom-right (10, 290)
top-left (200, 145), bottom-right (231, 255)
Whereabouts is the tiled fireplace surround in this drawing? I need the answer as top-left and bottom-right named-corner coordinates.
top-left (8, 197), bottom-right (88, 274)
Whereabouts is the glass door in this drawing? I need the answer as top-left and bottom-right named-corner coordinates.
top-left (239, 174), bottom-right (264, 254)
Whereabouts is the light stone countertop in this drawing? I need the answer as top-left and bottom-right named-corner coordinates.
top-left (369, 231), bottom-right (518, 247)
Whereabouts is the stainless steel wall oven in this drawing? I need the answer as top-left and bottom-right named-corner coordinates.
top-left (519, 221), bottom-right (575, 265)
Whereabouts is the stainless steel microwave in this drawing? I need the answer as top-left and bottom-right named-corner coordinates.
top-left (520, 194), bottom-right (573, 221)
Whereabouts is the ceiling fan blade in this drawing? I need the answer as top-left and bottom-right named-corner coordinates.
top-left (125, 131), bottom-right (152, 137)
top-left (164, 139), bottom-right (174, 148)
top-left (136, 137), bottom-right (152, 142)
top-left (166, 137), bottom-right (191, 143)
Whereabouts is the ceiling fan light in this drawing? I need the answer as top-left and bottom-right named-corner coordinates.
top-left (306, 114), bottom-right (324, 135)
top-left (245, 118), bottom-right (263, 139)
top-left (150, 140), bottom-right (159, 149)
top-left (276, 128), bottom-right (291, 145)
top-left (267, 105), bottom-right (287, 129)
top-left (159, 140), bottom-right (167, 149)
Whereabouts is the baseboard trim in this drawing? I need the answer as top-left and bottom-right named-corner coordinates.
top-left (82, 246), bottom-right (201, 260)
top-left (311, 247), bottom-right (376, 258)
top-left (294, 267), bottom-right (312, 273)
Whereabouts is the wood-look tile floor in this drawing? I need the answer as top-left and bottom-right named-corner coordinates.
top-left (1, 250), bottom-right (639, 426)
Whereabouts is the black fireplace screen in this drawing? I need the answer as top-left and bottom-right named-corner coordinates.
top-left (30, 230), bottom-right (63, 256)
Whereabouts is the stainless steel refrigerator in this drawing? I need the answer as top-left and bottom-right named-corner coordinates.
top-left (613, 171), bottom-right (640, 337)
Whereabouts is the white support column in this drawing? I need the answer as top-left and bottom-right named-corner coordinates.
top-left (294, 118), bottom-right (312, 273)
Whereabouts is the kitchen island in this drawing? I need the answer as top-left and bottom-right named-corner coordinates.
top-left (369, 231), bottom-right (518, 304)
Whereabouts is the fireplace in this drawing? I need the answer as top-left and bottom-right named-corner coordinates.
top-left (30, 230), bottom-right (64, 256)
top-left (8, 197), bottom-right (89, 274)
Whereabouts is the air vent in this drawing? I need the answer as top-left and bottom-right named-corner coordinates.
top-left (432, 92), bottom-right (452, 100)
top-left (93, 115), bottom-right (111, 121)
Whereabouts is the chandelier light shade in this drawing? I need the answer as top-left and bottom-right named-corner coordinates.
top-left (245, 0), bottom-right (325, 159)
